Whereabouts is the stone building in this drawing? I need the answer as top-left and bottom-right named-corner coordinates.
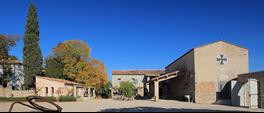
top-left (150, 41), bottom-right (249, 104)
top-left (36, 76), bottom-right (95, 99)
top-left (113, 41), bottom-right (250, 104)
top-left (231, 71), bottom-right (264, 108)
top-left (112, 70), bottom-right (165, 97)
top-left (0, 60), bottom-right (24, 90)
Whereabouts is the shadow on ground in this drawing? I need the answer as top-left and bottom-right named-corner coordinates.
top-left (99, 107), bottom-right (245, 112)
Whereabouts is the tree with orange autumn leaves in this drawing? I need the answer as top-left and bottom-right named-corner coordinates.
top-left (44, 40), bottom-right (108, 90)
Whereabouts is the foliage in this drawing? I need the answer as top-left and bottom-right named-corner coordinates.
top-left (44, 56), bottom-right (66, 79)
top-left (0, 97), bottom-right (27, 102)
top-left (0, 97), bottom-right (58, 102)
top-left (52, 40), bottom-right (91, 81)
top-left (44, 40), bottom-right (108, 92)
top-left (119, 81), bottom-right (135, 99)
top-left (59, 96), bottom-right (77, 102)
top-left (0, 35), bottom-right (20, 87)
top-left (99, 81), bottom-right (112, 98)
top-left (23, 3), bottom-right (43, 89)
top-left (35, 97), bottom-right (57, 102)
top-left (81, 59), bottom-right (108, 90)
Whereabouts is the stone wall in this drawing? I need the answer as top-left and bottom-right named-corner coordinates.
top-left (36, 76), bottom-right (66, 97)
top-left (195, 82), bottom-right (216, 104)
top-left (194, 41), bottom-right (249, 104)
top-left (112, 74), bottom-right (145, 96)
top-left (0, 87), bottom-right (35, 97)
top-left (0, 87), bottom-right (12, 97)
top-left (165, 50), bottom-right (195, 100)
top-left (12, 90), bottom-right (35, 97)
top-left (238, 71), bottom-right (264, 108)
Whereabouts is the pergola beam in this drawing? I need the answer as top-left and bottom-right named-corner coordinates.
top-left (148, 71), bottom-right (180, 102)
top-left (150, 71), bottom-right (179, 83)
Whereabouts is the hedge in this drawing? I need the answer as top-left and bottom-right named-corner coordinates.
top-left (0, 97), bottom-right (27, 102)
top-left (35, 97), bottom-right (57, 102)
top-left (0, 96), bottom-right (77, 102)
top-left (59, 96), bottom-right (76, 102)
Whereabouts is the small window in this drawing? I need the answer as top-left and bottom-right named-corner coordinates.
top-left (51, 87), bottom-right (54, 96)
top-left (118, 78), bottom-right (121, 81)
top-left (132, 78), bottom-right (138, 84)
top-left (45, 87), bottom-right (48, 96)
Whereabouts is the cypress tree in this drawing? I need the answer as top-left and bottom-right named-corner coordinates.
top-left (23, 3), bottom-right (43, 89)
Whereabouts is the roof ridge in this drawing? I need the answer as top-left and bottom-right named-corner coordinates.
top-left (165, 40), bottom-right (248, 68)
top-left (36, 76), bottom-right (81, 85)
top-left (112, 70), bottom-right (165, 77)
top-left (195, 40), bottom-right (247, 50)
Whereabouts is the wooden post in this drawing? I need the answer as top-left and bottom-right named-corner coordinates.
top-left (111, 88), bottom-right (114, 98)
top-left (81, 88), bottom-right (84, 98)
top-left (73, 85), bottom-right (77, 97)
top-left (154, 81), bottom-right (159, 102)
top-left (93, 89), bottom-right (96, 98)
top-left (88, 88), bottom-right (91, 99)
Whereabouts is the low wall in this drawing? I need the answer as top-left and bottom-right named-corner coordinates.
top-left (0, 87), bottom-right (12, 97)
top-left (0, 87), bottom-right (35, 97)
top-left (12, 90), bottom-right (36, 97)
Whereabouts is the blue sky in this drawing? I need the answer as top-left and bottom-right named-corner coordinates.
top-left (0, 0), bottom-right (263, 80)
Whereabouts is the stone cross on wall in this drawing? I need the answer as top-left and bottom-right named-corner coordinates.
top-left (217, 54), bottom-right (227, 65)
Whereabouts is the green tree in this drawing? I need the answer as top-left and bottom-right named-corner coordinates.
top-left (99, 81), bottom-right (112, 98)
top-left (44, 55), bottom-right (67, 79)
top-left (0, 35), bottom-right (19, 87)
top-left (23, 3), bottom-right (43, 89)
top-left (119, 81), bottom-right (135, 99)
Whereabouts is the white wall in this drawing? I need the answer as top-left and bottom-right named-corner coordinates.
top-left (112, 74), bottom-right (145, 96)
top-left (0, 64), bottom-right (24, 90)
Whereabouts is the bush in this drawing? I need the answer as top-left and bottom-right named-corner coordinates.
top-left (99, 82), bottom-right (112, 98)
top-left (35, 97), bottom-right (57, 102)
top-left (119, 81), bottom-right (135, 99)
top-left (0, 97), bottom-right (27, 102)
top-left (59, 96), bottom-right (76, 102)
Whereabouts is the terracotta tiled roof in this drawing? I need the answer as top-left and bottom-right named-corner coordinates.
top-left (36, 76), bottom-right (82, 86)
top-left (112, 70), bottom-right (165, 77)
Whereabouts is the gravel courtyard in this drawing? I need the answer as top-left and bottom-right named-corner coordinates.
top-left (1, 99), bottom-right (264, 112)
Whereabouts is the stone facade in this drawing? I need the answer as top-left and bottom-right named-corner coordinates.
top-left (112, 74), bottom-right (145, 96)
top-left (12, 90), bottom-right (35, 97)
top-left (195, 82), bottom-right (216, 104)
top-left (0, 87), bottom-right (35, 97)
top-left (36, 76), bottom-right (95, 99)
top-left (0, 87), bottom-right (12, 97)
top-left (160, 41), bottom-right (248, 104)
top-left (232, 71), bottom-right (264, 108)
top-left (112, 70), bottom-right (164, 97)
top-left (163, 50), bottom-right (195, 100)
top-left (194, 41), bottom-right (249, 104)
top-left (113, 41), bottom-right (251, 105)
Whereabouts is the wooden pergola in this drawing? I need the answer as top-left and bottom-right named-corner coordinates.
top-left (148, 71), bottom-right (181, 101)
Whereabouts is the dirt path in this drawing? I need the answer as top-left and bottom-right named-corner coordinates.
top-left (1, 99), bottom-right (263, 112)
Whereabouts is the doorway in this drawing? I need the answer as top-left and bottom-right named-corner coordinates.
top-left (248, 78), bottom-right (260, 108)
